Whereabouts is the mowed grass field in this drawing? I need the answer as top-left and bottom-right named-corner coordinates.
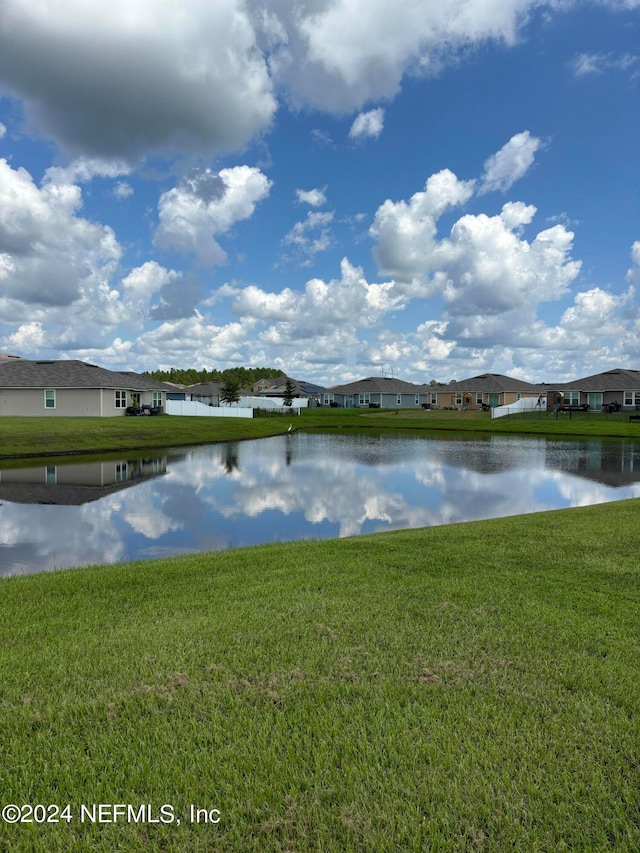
top-left (1, 405), bottom-right (640, 460)
top-left (1, 500), bottom-right (639, 851)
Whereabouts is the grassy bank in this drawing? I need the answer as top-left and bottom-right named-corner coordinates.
top-left (0, 414), bottom-right (290, 458)
top-left (300, 406), bottom-right (640, 438)
top-left (1, 501), bottom-right (638, 851)
top-left (1, 407), bottom-right (640, 460)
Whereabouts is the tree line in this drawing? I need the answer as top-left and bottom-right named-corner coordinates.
top-left (144, 366), bottom-right (285, 388)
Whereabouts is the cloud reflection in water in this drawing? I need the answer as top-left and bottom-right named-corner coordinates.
top-left (1, 433), bottom-right (640, 576)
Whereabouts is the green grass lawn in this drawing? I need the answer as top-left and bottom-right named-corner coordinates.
top-left (1, 501), bottom-right (639, 851)
top-left (0, 414), bottom-right (290, 458)
top-left (301, 405), bottom-right (640, 438)
top-left (1, 407), bottom-right (640, 460)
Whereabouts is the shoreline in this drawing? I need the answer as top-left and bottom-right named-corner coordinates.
top-left (1, 408), bottom-right (639, 461)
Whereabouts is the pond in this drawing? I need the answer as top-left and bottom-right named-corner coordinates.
top-left (2, 431), bottom-right (640, 576)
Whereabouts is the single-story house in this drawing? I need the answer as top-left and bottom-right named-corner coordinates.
top-left (254, 376), bottom-right (325, 402)
top-left (163, 382), bottom-right (188, 401)
top-left (322, 377), bottom-right (431, 409)
top-left (0, 359), bottom-right (172, 417)
top-left (428, 374), bottom-right (542, 410)
top-left (185, 382), bottom-right (254, 405)
top-left (185, 381), bottom-right (225, 406)
top-left (540, 367), bottom-right (640, 412)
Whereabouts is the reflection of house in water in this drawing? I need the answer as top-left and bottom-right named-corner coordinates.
top-left (556, 441), bottom-right (640, 488)
top-left (432, 436), bottom-right (640, 488)
top-left (0, 457), bottom-right (167, 505)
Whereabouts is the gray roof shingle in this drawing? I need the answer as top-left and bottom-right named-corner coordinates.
top-left (433, 374), bottom-right (540, 394)
top-left (0, 360), bottom-right (172, 391)
top-left (256, 377), bottom-right (325, 396)
top-left (326, 376), bottom-right (427, 394)
top-left (539, 368), bottom-right (640, 392)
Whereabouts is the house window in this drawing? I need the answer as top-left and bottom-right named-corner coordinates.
top-left (358, 393), bottom-right (370, 406)
top-left (44, 389), bottom-right (56, 409)
top-left (623, 391), bottom-right (640, 407)
top-left (396, 395), bottom-right (402, 405)
top-left (476, 393), bottom-right (483, 405)
top-left (323, 394), bottom-right (334, 406)
top-left (415, 395), bottom-right (420, 405)
top-left (455, 394), bottom-right (463, 406)
top-left (564, 392), bottom-right (580, 407)
top-left (115, 462), bottom-right (128, 482)
top-left (152, 391), bottom-right (162, 407)
top-left (115, 390), bottom-right (127, 408)
top-left (45, 465), bottom-right (57, 485)
top-left (430, 393), bottom-right (437, 405)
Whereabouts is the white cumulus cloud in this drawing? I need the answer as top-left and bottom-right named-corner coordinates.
top-left (154, 166), bottom-right (272, 265)
top-left (113, 181), bottom-right (134, 200)
top-left (120, 262), bottom-right (182, 318)
top-left (0, 157), bottom-right (120, 310)
top-left (232, 257), bottom-right (405, 341)
top-left (349, 108), bottom-right (385, 140)
top-left (371, 168), bottom-right (476, 288)
top-left (479, 131), bottom-right (543, 194)
top-left (0, 0), bottom-right (277, 159)
top-left (282, 211), bottom-right (334, 265)
top-left (296, 187), bottom-right (327, 207)
top-left (0, 1), bottom-right (570, 159)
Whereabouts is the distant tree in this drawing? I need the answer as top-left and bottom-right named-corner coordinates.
top-left (220, 378), bottom-right (241, 406)
top-left (144, 366), bottom-right (285, 387)
top-left (282, 378), bottom-right (295, 407)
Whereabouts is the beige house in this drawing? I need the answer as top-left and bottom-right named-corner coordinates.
top-left (428, 374), bottom-right (541, 410)
top-left (0, 359), bottom-right (171, 417)
top-left (253, 376), bottom-right (325, 400)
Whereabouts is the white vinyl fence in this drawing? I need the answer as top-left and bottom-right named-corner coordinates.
top-left (491, 396), bottom-right (546, 419)
top-left (236, 396), bottom-right (309, 409)
top-left (166, 400), bottom-right (253, 418)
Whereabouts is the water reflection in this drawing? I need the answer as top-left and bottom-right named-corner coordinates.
top-left (0, 456), bottom-right (166, 504)
top-left (1, 433), bottom-right (639, 576)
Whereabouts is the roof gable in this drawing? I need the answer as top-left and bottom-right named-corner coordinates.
top-left (541, 368), bottom-right (640, 392)
top-left (326, 376), bottom-right (425, 394)
top-left (433, 374), bottom-right (540, 394)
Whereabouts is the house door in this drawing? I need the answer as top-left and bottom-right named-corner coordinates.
top-left (488, 394), bottom-right (500, 408)
top-left (587, 393), bottom-right (603, 411)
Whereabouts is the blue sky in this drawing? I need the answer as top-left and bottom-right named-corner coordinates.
top-left (0, 0), bottom-right (638, 385)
